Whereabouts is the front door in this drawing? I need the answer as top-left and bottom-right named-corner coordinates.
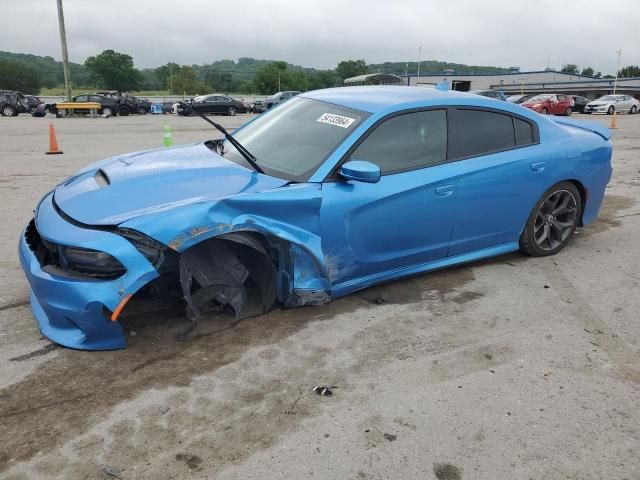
top-left (320, 109), bottom-right (456, 289)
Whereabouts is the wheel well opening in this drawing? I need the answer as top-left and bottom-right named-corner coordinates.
top-left (178, 232), bottom-right (282, 322)
top-left (566, 179), bottom-right (587, 226)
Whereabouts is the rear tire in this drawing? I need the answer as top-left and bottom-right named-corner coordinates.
top-left (631, 105), bottom-right (638, 114)
top-left (520, 182), bottom-right (582, 257)
top-left (565, 107), bottom-right (572, 116)
top-left (118, 105), bottom-right (130, 116)
top-left (540, 107), bottom-right (548, 115)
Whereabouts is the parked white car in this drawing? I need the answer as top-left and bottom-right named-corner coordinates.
top-left (584, 94), bottom-right (639, 115)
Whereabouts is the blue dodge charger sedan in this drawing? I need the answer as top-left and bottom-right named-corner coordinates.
top-left (19, 86), bottom-right (613, 350)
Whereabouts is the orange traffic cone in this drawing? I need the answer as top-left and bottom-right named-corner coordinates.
top-left (609, 111), bottom-right (617, 129)
top-left (45, 123), bottom-right (63, 155)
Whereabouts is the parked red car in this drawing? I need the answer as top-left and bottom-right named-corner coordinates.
top-left (520, 94), bottom-right (574, 116)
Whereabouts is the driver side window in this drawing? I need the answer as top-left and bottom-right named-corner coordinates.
top-left (350, 110), bottom-right (447, 175)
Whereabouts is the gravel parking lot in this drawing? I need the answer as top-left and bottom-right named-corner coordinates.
top-left (1, 112), bottom-right (639, 480)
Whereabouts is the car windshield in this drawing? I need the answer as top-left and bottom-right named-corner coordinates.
top-left (597, 95), bottom-right (617, 101)
top-left (528, 94), bottom-right (552, 102)
top-left (221, 97), bottom-right (369, 182)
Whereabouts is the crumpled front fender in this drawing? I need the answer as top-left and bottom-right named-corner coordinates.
top-left (121, 183), bottom-right (332, 302)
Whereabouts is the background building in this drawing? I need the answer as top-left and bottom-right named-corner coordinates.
top-left (405, 69), bottom-right (640, 99)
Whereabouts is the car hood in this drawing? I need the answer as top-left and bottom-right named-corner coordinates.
top-left (52, 143), bottom-right (288, 226)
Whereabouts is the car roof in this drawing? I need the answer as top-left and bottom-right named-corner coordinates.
top-left (302, 86), bottom-right (506, 113)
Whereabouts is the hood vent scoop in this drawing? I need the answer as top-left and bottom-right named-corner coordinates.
top-left (94, 169), bottom-right (110, 187)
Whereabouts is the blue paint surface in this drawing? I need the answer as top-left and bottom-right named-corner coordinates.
top-left (19, 86), bottom-right (612, 350)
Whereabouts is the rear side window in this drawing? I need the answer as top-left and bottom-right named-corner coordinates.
top-left (350, 109), bottom-right (447, 174)
top-left (451, 109), bottom-right (515, 159)
top-left (514, 117), bottom-right (535, 145)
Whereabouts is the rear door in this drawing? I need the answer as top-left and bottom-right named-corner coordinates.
top-left (447, 108), bottom-right (550, 255)
top-left (556, 95), bottom-right (572, 114)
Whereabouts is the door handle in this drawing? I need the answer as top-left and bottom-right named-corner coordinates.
top-left (530, 161), bottom-right (546, 172)
top-left (435, 185), bottom-right (455, 197)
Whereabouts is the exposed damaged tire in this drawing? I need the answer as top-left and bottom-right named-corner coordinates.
top-left (179, 234), bottom-right (277, 322)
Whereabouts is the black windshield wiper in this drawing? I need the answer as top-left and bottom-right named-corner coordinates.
top-left (178, 101), bottom-right (264, 174)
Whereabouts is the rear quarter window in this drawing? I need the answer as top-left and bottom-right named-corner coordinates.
top-left (450, 109), bottom-right (515, 159)
top-left (514, 117), bottom-right (536, 145)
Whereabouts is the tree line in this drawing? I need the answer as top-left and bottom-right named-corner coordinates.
top-left (559, 64), bottom-right (640, 79)
top-left (1, 49), bottom-right (639, 95)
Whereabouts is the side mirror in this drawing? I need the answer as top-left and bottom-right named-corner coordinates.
top-left (339, 160), bottom-right (381, 184)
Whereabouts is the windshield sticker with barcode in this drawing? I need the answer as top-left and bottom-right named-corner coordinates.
top-left (317, 113), bottom-right (356, 128)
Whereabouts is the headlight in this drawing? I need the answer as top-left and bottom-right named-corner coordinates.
top-left (59, 246), bottom-right (126, 278)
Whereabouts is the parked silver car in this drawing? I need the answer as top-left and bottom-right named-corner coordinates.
top-left (585, 94), bottom-right (639, 115)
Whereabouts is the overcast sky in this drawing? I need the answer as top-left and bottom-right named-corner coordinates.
top-left (2, 0), bottom-right (638, 73)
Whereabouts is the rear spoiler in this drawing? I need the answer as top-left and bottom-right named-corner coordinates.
top-left (551, 117), bottom-right (611, 140)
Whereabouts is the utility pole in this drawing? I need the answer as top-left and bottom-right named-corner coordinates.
top-left (169, 63), bottom-right (174, 95)
top-left (56, 0), bottom-right (72, 101)
top-left (613, 49), bottom-right (622, 94)
top-left (417, 45), bottom-right (422, 81)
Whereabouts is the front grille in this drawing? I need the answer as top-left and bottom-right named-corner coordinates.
top-left (24, 219), bottom-right (41, 253)
top-left (24, 218), bottom-right (58, 266)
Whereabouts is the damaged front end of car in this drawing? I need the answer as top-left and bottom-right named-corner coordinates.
top-left (124, 183), bottom-right (333, 329)
top-left (19, 181), bottom-right (332, 350)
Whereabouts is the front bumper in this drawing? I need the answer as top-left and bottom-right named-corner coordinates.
top-left (18, 193), bottom-right (159, 350)
top-left (584, 105), bottom-right (608, 113)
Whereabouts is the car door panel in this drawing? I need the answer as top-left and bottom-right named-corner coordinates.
top-left (320, 108), bottom-right (454, 287)
top-left (446, 107), bottom-right (550, 256)
top-left (321, 168), bottom-right (456, 286)
top-left (448, 145), bottom-right (551, 255)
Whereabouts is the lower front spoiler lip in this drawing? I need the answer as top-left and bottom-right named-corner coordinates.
top-left (28, 288), bottom-right (126, 350)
